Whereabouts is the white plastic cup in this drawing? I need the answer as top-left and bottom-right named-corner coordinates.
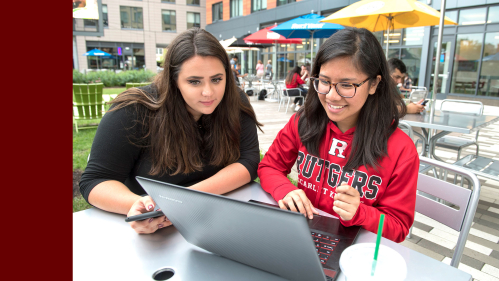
top-left (339, 243), bottom-right (407, 281)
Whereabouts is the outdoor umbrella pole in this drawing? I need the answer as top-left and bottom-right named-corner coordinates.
top-left (429, 0), bottom-right (448, 158)
top-left (310, 31), bottom-right (314, 66)
top-left (385, 15), bottom-right (392, 58)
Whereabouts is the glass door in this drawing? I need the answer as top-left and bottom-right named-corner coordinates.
top-left (428, 35), bottom-right (455, 96)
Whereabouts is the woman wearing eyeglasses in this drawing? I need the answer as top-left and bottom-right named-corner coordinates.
top-left (258, 27), bottom-right (419, 243)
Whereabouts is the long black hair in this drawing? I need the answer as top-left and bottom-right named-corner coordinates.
top-left (297, 27), bottom-right (406, 172)
top-left (285, 66), bottom-right (302, 85)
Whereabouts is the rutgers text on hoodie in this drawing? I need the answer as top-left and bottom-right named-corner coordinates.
top-left (258, 114), bottom-right (419, 243)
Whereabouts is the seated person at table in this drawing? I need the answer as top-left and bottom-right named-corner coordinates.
top-left (301, 64), bottom-right (310, 81)
top-left (388, 58), bottom-right (425, 114)
top-left (285, 66), bottom-right (308, 112)
top-left (79, 28), bottom-right (263, 234)
top-left (258, 27), bottom-right (419, 243)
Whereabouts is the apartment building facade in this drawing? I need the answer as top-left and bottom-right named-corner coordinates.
top-left (73, 0), bottom-right (206, 72)
top-left (205, 0), bottom-right (499, 105)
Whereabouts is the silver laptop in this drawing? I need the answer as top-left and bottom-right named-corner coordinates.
top-left (136, 176), bottom-right (360, 281)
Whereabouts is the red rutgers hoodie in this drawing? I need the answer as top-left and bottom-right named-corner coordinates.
top-left (258, 114), bottom-right (419, 243)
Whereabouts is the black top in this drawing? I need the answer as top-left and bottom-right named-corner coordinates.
top-left (79, 85), bottom-right (260, 204)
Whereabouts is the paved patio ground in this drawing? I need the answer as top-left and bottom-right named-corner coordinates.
top-left (249, 97), bottom-right (499, 281)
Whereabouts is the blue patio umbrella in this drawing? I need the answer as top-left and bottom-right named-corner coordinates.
top-left (83, 49), bottom-right (113, 69)
top-left (270, 13), bottom-right (344, 63)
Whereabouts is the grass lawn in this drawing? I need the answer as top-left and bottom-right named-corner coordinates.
top-left (73, 87), bottom-right (126, 213)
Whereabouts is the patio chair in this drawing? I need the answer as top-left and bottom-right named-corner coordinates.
top-left (278, 88), bottom-right (304, 113)
top-left (434, 99), bottom-right (484, 161)
top-left (408, 87), bottom-right (428, 104)
top-left (73, 83), bottom-right (106, 133)
top-left (398, 121), bottom-right (433, 174)
top-left (415, 156), bottom-right (481, 268)
top-left (453, 155), bottom-right (499, 182)
top-left (125, 82), bottom-right (152, 89)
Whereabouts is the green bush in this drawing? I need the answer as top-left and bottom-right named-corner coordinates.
top-left (73, 69), bottom-right (157, 87)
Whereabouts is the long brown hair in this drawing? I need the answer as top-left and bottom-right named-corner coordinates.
top-left (297, 27), bottom-right (405, 172)
top-left (109, 28), bottom-right (263, 176)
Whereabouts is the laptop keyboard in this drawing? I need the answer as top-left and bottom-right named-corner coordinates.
top-left (311, 231), bottom-right (340, 265)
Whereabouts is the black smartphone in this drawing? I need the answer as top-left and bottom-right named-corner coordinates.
top-left (125, 210), bottom-right (164, 222)
top-left (421, 100), bottom-right (429, 106)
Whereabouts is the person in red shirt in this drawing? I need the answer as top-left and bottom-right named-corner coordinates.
top-left (258, 27), bottom-right (418, 243)
top-left (285, 66), bottom-right (308, 111)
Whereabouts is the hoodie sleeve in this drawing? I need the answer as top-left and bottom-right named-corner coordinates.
top-left (340, 142), bottom-right (419, 243)
top-left (258, 114), bottom-right (301, 201)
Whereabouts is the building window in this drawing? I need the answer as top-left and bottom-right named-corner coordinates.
top-left (450, 33), bottom-right (483, 95)
top-left (162, 10), bottom-right (176, 31)
top-left (251, 0), bottom-right (266, 13)
top-left (276, 0), bottom-right (295, 6)
top-left (83, 4), bottom-right (108, 28)
top-left (478, 32), bottom-right (499, 97)
top-left (84, 19), bottom-right (97, 28)
top-left (444, 10), bottom-right (457, 25)
top-left (120, 6), bottom-right (143, 29)
top-left (162, 0), bottom-right (175, 3)
top-left (187, 0), bottom-right (200, 5)
top-left (187, 12), bottom-right (201, 29)
top-left (212, 2), bottom-right (223, 22)
top-left (458, 7), bottom-right (487, 26)
top-left (102, 4), bottom-right (108, 27)
top-left (488, 6), bottom-right (499, 24)
top-left (230, 0), bottom-right (243, 18)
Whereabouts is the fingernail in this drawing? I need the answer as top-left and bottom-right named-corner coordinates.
top-left (158, 224), bottom-right (164, 228)
top-left (149, 218), bottom-right (154, 223)
top-left (147, 205), bottom-right (153, 211)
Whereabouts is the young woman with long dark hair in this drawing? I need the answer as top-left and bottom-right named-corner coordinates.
top-left (80, 28), bottom-right (263, 234)
top-left (285, 66), bottom-right (308, 111)
top-left (258, 27), bottom-right (418, 243)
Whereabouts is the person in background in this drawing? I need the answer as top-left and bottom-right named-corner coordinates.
top-left (256, 60), bottom-right (265, 78)
top-left (258, 27), bottom-right (418, 243)
top-left (388, 58), bottom-right (425, 114)
top-left (230, 55), bottom-right (238, 70)
top-left (79, 28), bottom-right (263, 234)
top-left (236, 63), bottom-right (248, 90)
top-left (285, 66), bottom-right (308, 112)
top-left (265, 60), bottom-right (273, 80)
top-left (300, 64), bottom-right (310, 81)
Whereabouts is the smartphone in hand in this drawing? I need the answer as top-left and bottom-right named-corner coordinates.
top-left (421, 100), bottom-right (429, 106)
top-left (125, 210), bottom-right (164, 222)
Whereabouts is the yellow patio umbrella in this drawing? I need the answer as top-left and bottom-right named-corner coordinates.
top-left (320, 0), bottom-right (457, 56)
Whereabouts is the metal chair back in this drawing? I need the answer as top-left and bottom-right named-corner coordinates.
top-left (417, 157), bottom-right (481, 268)
top-left (440, 99), bottom-right (484, 116)
top-left (409, 88), bottom-right (428, 103)
top-left (397, 121), bottom-right (413, 139)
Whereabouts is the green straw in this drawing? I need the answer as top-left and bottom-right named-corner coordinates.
top-left (371, 213), bottom-right (385, 276)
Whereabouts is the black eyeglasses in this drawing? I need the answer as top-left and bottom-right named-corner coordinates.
top-left (309, 77), bottom-right (371, 98)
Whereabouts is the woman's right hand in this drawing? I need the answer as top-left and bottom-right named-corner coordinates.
top-left (127, 196), bottom-right (172, 234)
top-left (278, 189), bottom-right (319, 219)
